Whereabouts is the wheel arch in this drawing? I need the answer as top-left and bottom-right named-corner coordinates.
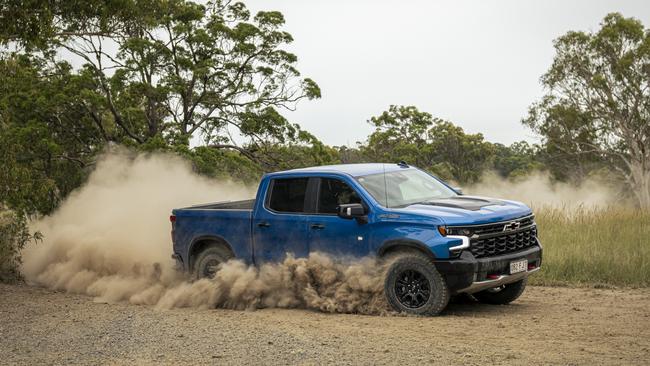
top-left (377, 239), bottom-right (436, 260)
top-left (188, 235), bottom-right (235, 271)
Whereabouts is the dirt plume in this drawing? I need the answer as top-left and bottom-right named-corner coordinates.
top-left (21, 151), bottom-right (389, 314)
top-left (153, 253), bottom-right (389, 314)
top-left (465, 171), bottom-right (620, 209)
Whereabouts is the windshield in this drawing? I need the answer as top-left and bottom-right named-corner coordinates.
top-left (356, 168), bottom-right (457, 208)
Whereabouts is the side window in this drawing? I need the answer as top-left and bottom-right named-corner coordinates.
top-left (268, 178), bottom-right (309, 213)
top-left (318, 178), bottom-right (362, 214)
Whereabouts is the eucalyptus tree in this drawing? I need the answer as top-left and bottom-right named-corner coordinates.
top-left (1, 0), bottom-right (321, 167)
top-left (361, 105), bottom-right (495, 183)
top-left (524, 13), bottom-right (650, 208)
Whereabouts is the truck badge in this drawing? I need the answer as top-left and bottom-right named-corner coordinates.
top-left (503, 221), bottom-right (520, 232)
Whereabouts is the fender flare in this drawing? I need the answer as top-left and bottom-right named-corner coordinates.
top-left (187, 235), bottom-right (235, 268)
top-left (376, 239), bottom-right (436, 259)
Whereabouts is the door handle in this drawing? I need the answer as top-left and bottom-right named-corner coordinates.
top-left (310, 223), bottom-right (325, 230)
top-left (257, 222), bottom-right (271, 228)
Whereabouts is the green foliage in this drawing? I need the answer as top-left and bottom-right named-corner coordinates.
top-left (0, 0), bottom-right (141, 50)
top-left (524, 13), bottom-right (650, 208)
top-left (183, 146), bottom-right (263, 183)
top-left (359, 105), bottom-right (497, 184)
top-left (0, 55), bottom-right (100, 215)
top-left (493, 141), bottom-right (544, 179)
top-left (530, 206), bottom-right (650, 287)
top-left (0, 210), bottom-right (41, 282)
top-left (336, 145), bottom-right (365, 164)
top-left (0, 0), bottom-right (326, 156)
top-left (1, 0), bottom-right (331, 214)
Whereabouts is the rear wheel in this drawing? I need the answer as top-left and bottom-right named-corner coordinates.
top-left (384, 251), bottom-right (449, 316)
top-left (473, 278), bottom-right (527, 305)
top-left (193, 246), bottom-right (233, 280)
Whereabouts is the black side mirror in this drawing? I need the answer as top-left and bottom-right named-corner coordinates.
top-left (338, 203), bottom-right (365, 219)
top-left (453, 187), bottom-right (463, 195)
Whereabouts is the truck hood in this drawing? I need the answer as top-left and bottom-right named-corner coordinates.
top-left (395, 196), bottom-right (532, 225)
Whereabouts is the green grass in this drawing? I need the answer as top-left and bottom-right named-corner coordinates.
top-left (528, 206), bottom-right (650, 287)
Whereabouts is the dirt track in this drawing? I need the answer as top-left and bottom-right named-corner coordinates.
top-left (1, 284), bottom-right (649, 365)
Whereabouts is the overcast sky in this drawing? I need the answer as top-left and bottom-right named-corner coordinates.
top-left (243, 0), bottom-right (650, 147)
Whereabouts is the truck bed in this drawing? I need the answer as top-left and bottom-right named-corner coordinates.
top-left (185, 199), bottom-right (255, 210)
top-left (172, 200), bottom-right (256, 267)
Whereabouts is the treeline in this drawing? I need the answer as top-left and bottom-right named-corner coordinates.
top-left (0, 0), bottom-right (648, 222)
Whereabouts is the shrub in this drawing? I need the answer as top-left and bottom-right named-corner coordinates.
top-left (0, 210), bottom-right (39, 282)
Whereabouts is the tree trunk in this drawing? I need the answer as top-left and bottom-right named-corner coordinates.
top-left (628, 160), bottom-right (650, 210)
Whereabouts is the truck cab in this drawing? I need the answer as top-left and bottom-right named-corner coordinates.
top-left (171, 163), bottom-right (542, 315)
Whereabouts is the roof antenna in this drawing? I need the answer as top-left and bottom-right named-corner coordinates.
top-left (397, 161), bottom-right (409, 168)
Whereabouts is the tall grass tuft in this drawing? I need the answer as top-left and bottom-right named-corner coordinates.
top-left (529, 206), bottom-right (650, 287)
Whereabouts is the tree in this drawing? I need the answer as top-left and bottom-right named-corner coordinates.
top-left (0, 55), bottom-right (100, 215)
top-left (360, 105), bottom-right (495, 183)
top-left (336, 145), bottom-right (365, 164)
top-left (1, 0), bottom-right (322, 167)
top-left (493, 141), bottom-right (544, 179)
top-left (524, 13), bottom-right (650, 208)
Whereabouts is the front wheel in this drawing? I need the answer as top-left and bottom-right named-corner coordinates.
top-left (473, 278), bottom-right (527, 305)
top-left (384, 252), bottom-right (450, 316)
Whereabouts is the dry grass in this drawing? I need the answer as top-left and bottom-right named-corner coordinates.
top-left (529, 206), bottom-right (650, 287)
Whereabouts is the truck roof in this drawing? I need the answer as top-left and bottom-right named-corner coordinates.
top-left (271, 163), bottom-right (411, 177)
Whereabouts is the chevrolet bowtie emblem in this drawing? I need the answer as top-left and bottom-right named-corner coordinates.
top-left (503, 221), bottom-right (520, 232)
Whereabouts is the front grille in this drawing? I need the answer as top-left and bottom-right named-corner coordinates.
top-left (448, 215), bottom-right (539, 258)
top-left (469, 226), bottom-right (537, 258)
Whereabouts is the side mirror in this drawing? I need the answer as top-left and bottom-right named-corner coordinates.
top-left (453, 187), bottom-right (463, 195)
top-left (338, 203), bottom-right (365, 220)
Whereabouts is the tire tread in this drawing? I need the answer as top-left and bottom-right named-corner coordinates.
top-left (384, 251), bottom-right (450, 316)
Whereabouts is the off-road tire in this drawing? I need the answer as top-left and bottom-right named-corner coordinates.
top-left (473, 278), bottom-right (527, 305)
top-left (193, 245), bottom-right (233, 280)
top-left (384, 251), bottom-right (450, 316)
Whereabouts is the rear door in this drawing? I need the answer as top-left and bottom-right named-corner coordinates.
top-left (306, 177), bottom-right (370, 257)
top-left (252, 177), bottom-right (312, 263)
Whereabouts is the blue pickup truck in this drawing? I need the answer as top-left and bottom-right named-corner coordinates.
top-left (170, 163), bottom-right (542, 315)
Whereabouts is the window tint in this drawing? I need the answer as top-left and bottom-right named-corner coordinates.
top-left (318, 178), bottom-right (362, 214)
top-left (268, 178), bottom-right (308, 213)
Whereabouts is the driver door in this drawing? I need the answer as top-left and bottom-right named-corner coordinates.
top-left (306, 177), bottom-right (370, 258)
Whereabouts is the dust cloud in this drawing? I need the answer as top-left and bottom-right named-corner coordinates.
top-left (465, 171), bottom-right (620, 209)
top-left (21, 151), bottom-right (389, 314)
top-left (153, 253), bottom-right (389, 314)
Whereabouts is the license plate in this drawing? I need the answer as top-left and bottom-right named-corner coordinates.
top-left (509, 259), bottom-right (528, 274)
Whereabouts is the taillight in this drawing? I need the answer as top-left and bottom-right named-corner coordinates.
top-left (170, 215), bottom-right (176, 243)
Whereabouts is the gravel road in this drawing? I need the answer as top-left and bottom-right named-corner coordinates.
top-left (1, 283), bottom-right (648, 365)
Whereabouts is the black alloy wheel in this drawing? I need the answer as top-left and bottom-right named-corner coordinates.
top-left (384, 251), bottom-right (450, 316)
top-left (395, 269), bottom-right (431, 308)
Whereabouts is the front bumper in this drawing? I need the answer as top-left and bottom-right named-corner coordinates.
top-left (434, 241), bottom-right (542, 294)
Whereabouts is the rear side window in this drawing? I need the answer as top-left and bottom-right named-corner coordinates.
top-left (268, 178), bottom-right (309, 213)
top-left (318, 178), bottom-right (362, 214)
